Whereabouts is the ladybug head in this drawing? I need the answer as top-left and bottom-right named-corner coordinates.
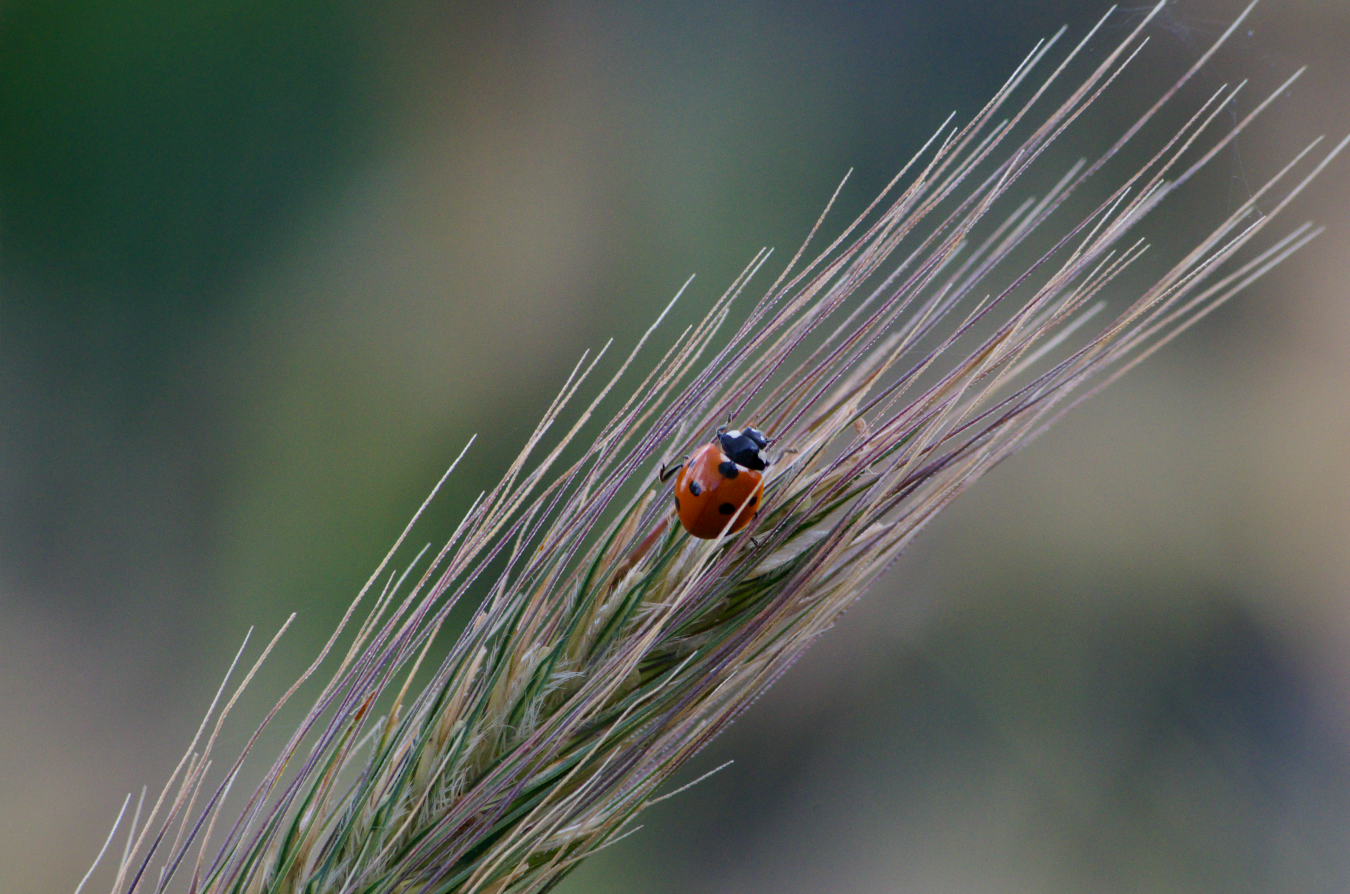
top-left (717, 426), bottom-right (771, 471)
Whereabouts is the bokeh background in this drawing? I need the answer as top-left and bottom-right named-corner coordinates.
top-left (3, 1), bottom-right (1348, 891)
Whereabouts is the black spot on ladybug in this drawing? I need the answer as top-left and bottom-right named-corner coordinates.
top-left (748, 494), bottom-right (757, 506)
top-left (718, 502), bottom-right (736, 515)
top-left (689, 480), bottom-right (703, 496)
top-left (718, 461), bottom-right (739, 478)
top-left (673, 495), bottom-right (681, 511)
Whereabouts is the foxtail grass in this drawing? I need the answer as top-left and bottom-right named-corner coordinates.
top-left (82, 4), bottom-right (1344, 892)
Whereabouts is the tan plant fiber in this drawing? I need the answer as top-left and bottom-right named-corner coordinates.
top-left (83, 4), bottom-right (1344, 892)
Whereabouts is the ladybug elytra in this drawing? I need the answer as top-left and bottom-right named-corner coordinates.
top-left (665, 426), bottom-right (771, 539)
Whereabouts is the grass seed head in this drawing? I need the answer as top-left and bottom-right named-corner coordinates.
top-left (85, 4), bottom-right (1345, 892)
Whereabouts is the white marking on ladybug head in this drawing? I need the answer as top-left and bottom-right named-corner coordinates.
top-left (725, 429), bottom-right (740, 439)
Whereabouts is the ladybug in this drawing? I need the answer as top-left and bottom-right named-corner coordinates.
top-left (663, 426), bottom-right (771, 539)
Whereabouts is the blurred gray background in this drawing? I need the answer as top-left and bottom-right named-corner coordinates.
top-left (3, 1), bottom-right (1348, 891)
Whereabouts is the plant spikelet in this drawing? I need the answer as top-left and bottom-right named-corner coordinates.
top-left (85, 4), bottom-right (1344, 893)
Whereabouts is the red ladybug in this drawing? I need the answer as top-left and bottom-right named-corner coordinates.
top-left (663, 426), bottom-right (771, 539)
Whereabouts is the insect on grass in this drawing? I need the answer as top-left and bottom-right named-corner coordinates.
top-left (81, 3), bottom-right (1345, 892)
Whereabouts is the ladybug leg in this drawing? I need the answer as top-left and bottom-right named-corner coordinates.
top-left (658, 459), bottom-right (685, 482)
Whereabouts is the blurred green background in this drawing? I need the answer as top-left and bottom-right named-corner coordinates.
top-left (3, 1), bottom-right (1348, 891)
